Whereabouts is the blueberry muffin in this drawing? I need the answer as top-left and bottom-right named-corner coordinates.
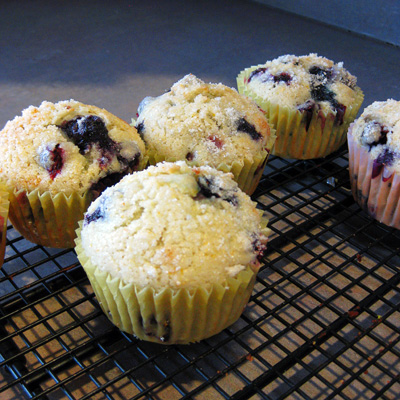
top-left (134, 74), bottom-right (276, 195)
top-left (0, 100), bottom-right (146, 248)
top-left (348, 99), bottom-right (400, 229)
top-left (237, 53), bottom-right (364, 159)
top-left (75, 161), bottom-right (270, 344)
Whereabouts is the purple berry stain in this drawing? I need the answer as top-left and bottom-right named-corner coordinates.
top-left (297, 100), bottom-right (315, 131)
top-left (208, 135), bottom-right (224, 148)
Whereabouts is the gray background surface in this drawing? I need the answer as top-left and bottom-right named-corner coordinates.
top-left (254, 0), bottom-right (400, 46)
top-left (0, 0), bottom-right (399, 129)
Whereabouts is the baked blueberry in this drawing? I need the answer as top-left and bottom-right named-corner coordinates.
top-left (38, 144), bottom-right (65, 179)
top-left (59, 115), bottom-right (117, 157)
top-left (371, 149), bottom-right (395, 179)
top-left (60, 115), bottom-right (121, 168)
top-left (309, 66), bottom-right (333, 80)
top-left (273, 72), bottom-right (292, 84)
top-left (91, 153), bottom-right (140, 197)
top-left (247, 67), bottom-right (268, 83)
top-left (311, 85), bottom-right (346, 125)
top-left (311, 84), bottom-right (335, 104)
top-left (196, 175), bottom-right (238, 206)
top-left (84, 196), bottom-right (107, 225)
top-left (186, 152), bottom-right (194, 161)
top-left (361, 121), bottom-right (389, 149)
top-left (60, 115), bottom-right (142, 170)
top-left (237, 118), bottom-right (262, 141)
top-left (135, 121), bottom-right (145, 140)
top-left (251, 234), bottom-right (267, 262)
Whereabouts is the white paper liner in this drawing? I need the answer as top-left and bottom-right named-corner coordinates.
top-left (348, 130), bottom-right (400, 229)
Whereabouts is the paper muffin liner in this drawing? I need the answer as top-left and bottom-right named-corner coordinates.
top-left (7, 187), bottom-right (93, 248)
top-left (75, 222), bottom-right (261, 344)
top-left (237, 66), bottom-right (364, 159)
top-left (4, 154), bottom-right (148, 249)
top-left (0, 182), bottom-right (9, 267)
top-left (145, 141), bottom-right (275, 196)
top-left (348, 129), bottom-right (400, 229)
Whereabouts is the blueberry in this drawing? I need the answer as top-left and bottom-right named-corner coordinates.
top-left (371, 148), bottom-right (395, 179)
top-left (196, 176), bottom-right (238, 206)
top-left (224, 194), bottom-right (239, 207)
top-left (135, 121), bottom-right (145, 140)
top-left (237, 118), bottom-right (262, 141)
top-left (362, 122), bottom-right (389, 150)
top-left (247, 67), bottom-right (268, 82)
top-left (39, 144), bottom-right (65, 179)
top-left (117, 151), bottom-right (140, 171)
top-left (186, 152), bottom-right (194, 161)
top-left (311, 84), bottom-right (336, 104)
top-left (272, 72), bottom-right (292, 84)
top-left (247, 68), bottom-right (291, 85)
top-left (310, 85), bottom-right (346, 125)
top-left (251, 234), bottom-right (267, 262)
top-left (309, 66), bottom-right (333, 80)
top-left (84, 196), bottom-right (107, 225)
top-left (197, 176), bottom-right (215, 199)
top-left (59, 114), bottom-right (141, 169)
top-left (90, 153), bottom-right (140, 197)
top-left (59, 115), bottom-right (116, 155)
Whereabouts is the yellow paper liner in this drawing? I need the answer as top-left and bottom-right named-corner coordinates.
top-left (4, 154), bottom-right (148, 249)
top-left (75, 223), bottom-right (260, 344)
top-left (0, 182), bottom-right (9, 267)
top-left (348, 129), bottom-right (400, 229)
top-left (145, 141), bottom-right (275, 196)
top-left (237, 65), bottom-right (364, 159)
top-left (7, 187), bottom-right (93, 248)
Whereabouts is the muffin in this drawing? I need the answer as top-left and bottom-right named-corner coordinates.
top-left (0, 100), bottom-right (146, 248)
top-left (348, 99), bottom-right (400, 229)
top-left (75, 161), bottom-right (270, 344)
top-left (133, 74), bottom-right (276, 195)
top-left (0, 182), bottom-right (9, 267)
top-left (237, 53), bottom-right (364, 159)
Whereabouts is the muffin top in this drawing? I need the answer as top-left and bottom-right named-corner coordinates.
top-left (134, 74), bottom-right (274, 166)
top-left (241, 53), bottom-right (360, 123)
top-left (350, 99), bottom-right (400, 173)
top-left (80, 161), bottom-right (269, 289)
top-left (0, 100), bottom-right (146, 195)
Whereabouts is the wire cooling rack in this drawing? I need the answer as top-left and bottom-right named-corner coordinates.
top-left (0, 147), bottom-right (399, 400)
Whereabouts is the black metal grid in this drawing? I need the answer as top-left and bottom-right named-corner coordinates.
top-left (0, 147), bottom-right (399, 400)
